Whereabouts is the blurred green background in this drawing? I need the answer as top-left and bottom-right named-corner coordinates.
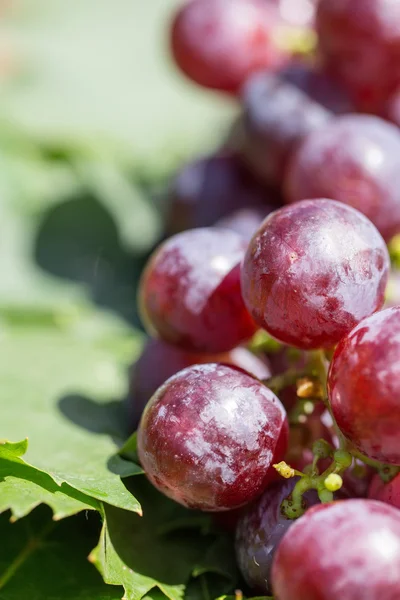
top-left (0, 0), bottom-right (237, 326)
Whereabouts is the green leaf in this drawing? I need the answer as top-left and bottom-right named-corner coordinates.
top-left (0, 311), bottom-right (144, 517)
top-left (0, 507), bottom-right (122, 599)
top-left (90, 478), bottom-right (236, 600)
top-left (0, 444), bottom-right (99, 520)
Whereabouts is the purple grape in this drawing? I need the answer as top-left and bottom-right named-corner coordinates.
top-left (328, 307), bottom-right (400, 465)
top-left (284, 114), bottom-right (400, 241)
top-left (139, 228), bottom-right (257, 353)
top-left (241, 199), bottom-right (389, 350)
top-left (280, 62), bottom-right (353, 115)
top-left (236, 478), bottom-right (319, 593)
top-left (137, 363), bottom-right (288, 511)
top-left (128, 338), bottom-right (271, 431)
top-left (237, 71), bottom-right (331, 186)
top-left (272, 499), bottom-right (400, 600)
top-left (166, 153), bottom-right (276, 236)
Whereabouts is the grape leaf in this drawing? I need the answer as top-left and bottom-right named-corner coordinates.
top-left (90, 478), bottom-right (236, 600)
top-left (0, 441), bottom-right (99, 520)
top-left (0, 507), bottom-right (122, 599)
top-left (0, 311), bottom-right (144, 516)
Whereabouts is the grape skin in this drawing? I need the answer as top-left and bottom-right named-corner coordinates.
top-left (139, 228), bottom-right (257, 353)
top-left (128, 338), bottom-right (271, 431)
top-left (237, 72), bottom-right (330, 186)
top-left (280, 62), bottom-right (353, 115)
top-left (284, 114), bottom-right (400, 241)
top-left (328, 307), bottom-right (400, 465)
top-left (272, 499), bottom-right (400, 600)
top-left (316, 0), bottom-right (400, 114)
top-left (170, 0), bottom-right (287, 94)
top-left (236, 478), bottom-right (318, 593)
top-left (166, 153), bottom-right (276, 236)
top-left (369, 473), bottom-right (400, 510)
top-left (241, 199), bottom-right (389, 350)
top-left (137, 363), bottom-right (288, 511)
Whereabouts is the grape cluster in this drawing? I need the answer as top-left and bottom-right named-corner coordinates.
top-left (129, 1), bottom-right (400, 598)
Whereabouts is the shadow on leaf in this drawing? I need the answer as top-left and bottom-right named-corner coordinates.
top-left (34, 194), bottom-right (150, 327)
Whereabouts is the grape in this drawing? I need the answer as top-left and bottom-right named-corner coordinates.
top-left (166, 153), bottom-right (276, 236)
top-left (137, 363), bottom-right (288, 511)
top-left (328, 307), bottom-right (400, 465)
top-left (268, 0), bottom-right (317, 28)
top-left (272, 499), bottom-right (400, 600)
top-left (128, 338), bottom-right (271, 431)
top-left (215, 206), bottom-right (274, 241)
top-left (241, 199), bottom-right (389, 350)
top-left (170, 0), bottom-right (287, 94)
top-left (369, 473), bottom-right (400, 510)
top-left (340, 462), bottom-right (374, 500)
top-left (284, 114), bottom-right (400, 241)
top-left (139, 228), bottom-right (257, 353)
top-left (316, 0), bottom-right (400, 114)
top-left (280, 62), bottom-right (353, 115)
top-left (236, 478), bottom-right (319, 594)
top-left (387, 87), bottom-right (400, 127)
top-left (237, 71), bottom-right (331, 186)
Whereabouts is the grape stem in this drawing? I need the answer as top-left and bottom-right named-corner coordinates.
top-left (272, 347), bottom-right (400, 517)
top-left (281, 450), bottom-right (351, 519)
top-left (346, 447), bottom-right (400, 483)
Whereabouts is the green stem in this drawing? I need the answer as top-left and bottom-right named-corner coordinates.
top-left (200, 575), bottom-right (211, 600)
top-left (349, 448), bottom-right (400, 483)
top-left (0, 520), bottom-right (56, 590)
top-left (264, 370), bottom-right (308, 394)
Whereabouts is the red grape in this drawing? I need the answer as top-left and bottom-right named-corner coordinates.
top-left (284, 114), bottom-right (400, 241)
top-left (316, 0), bottom-right (400, 114)
top-left (236, 478), bottom-right (319, 593)
top-left (241, 199), bottom-right (389, 350)
top-left (328, 307), bottom-right (400, 465)
top-left (166, 153), bottom-right (276, 236)
top-left (139, 228), bottom-right (257, 353)
top-left (272, 499), bottom-right (400, 600)
top-left (128, 338), bottom-right (271, 430)
top-left (137, 363), bottom-right (288, 511)
top-left (170, 0), bottom-right (287, 94)
top-left (387, 87), bottom-right (400, 127)
top-left (237, 72), bottom-right (330, 185)
top-left (369, 473), bottom-right (400, 510)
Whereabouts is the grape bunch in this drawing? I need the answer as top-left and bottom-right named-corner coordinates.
top-left (128, 1), bottom-right (400, 598)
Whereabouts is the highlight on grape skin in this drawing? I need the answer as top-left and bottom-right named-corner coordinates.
top-left (139, 227), bottom-right (257, 353)
top-left (137, 363), bottom-right (288, 511)
top-left (328, 307), bottom-right (400, 466)
top-left (127, 338), bottom-right (271, 431)
top-left (241, 199), bottom-right (390, 350)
